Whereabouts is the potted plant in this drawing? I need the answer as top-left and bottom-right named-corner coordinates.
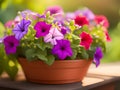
top-left (0, 6), bottom-right (110, 84)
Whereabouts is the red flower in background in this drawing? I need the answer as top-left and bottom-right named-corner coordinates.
top-left (95, 15), bottom-right (109, 28)
top-left (80, 32), bottom-right (93, 50)
top-left (74, 16), bottom-right (89, 26)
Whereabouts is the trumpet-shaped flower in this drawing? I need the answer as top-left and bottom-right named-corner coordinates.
top-left (80, 32), bottom-right (93, 50)
top-left (13, 19), bottom-right (31, 40)
top-left (75, 16), bottom-right (89, 26)
top-left (3, 35), bottom-right (19, 55)
top-left (52, 39), bottom-right (73, 60)
top-left (34, 21), bottom-right (51, 38)
top-left (93, 47), bottom-right (103, 67)
top-left (44, 28), bottom-right (64, 45)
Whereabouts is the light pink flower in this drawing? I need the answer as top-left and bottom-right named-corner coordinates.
top-left (44, 28), bottom-right (64, 45)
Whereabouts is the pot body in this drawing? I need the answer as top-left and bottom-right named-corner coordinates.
top-left (18, 58), bottom-right (92, 84)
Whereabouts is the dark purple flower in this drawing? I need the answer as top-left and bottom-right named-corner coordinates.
top-left (45, 6), bottom-right (64, 16)
top-left (93, 47), bottom-right (103, 67)
top-left (61, 27), bottom-right (70, 35)
top-left (52, 39), bottom-right (73, 60)
top-left (34, 21), bottom-right (51, 38)
top-left (3, 35), bottom-right (19, 55)
top-left (13, 19), bottom-right (31, 40)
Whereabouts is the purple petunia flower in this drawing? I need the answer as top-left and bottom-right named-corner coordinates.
top-left (75, 8), bottom-right (95, 21)
top-left (13, 19), bottom-right (31, 40)
top-left (61, 27), bottom-right (70, 35)
top-left (52, 39), bottom-right (73, 60)
top-left (93, 47), bottom-right (103, 67)
top-left (34, 21), bottom-right (51, 38)
top-left (44, 28), bottom-right (64, 45)
top-left (3, 35), bottom-right (19, 55)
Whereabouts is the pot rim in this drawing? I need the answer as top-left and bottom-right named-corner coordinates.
top-left (18, 57), bottom-right (92, 62)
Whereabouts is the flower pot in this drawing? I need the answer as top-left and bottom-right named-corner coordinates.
top-left (18, 58), bottom-right (92, 84)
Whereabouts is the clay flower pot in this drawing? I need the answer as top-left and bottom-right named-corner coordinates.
top-left (18, 58), bottom-right (92, 84)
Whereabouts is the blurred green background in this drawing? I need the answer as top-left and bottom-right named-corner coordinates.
top-left (0, 0), bottom-right (120, 63)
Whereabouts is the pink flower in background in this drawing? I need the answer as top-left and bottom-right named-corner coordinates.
top-left (44, 28), bottom-right (64, 45)
top-left (95, 15), bottom-right (109, 28)
top-left (74, 16), bottom-right (89, 26)
top-left (4, 20), bottom-right (14, 28)
top-left (80, 32), bottom-right (93, 50)
top-left (45, 6), bottom-right (64, 16)
top-left (4, 20), bottom-right (18, 28)
top-left (34, 21), bottom-right (51, 38)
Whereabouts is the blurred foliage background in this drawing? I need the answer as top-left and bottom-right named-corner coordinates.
top-left (0, 0), bottom-right (120, 63)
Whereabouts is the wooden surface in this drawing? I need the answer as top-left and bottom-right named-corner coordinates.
top-left (0, 63), bottom-right (120, 90)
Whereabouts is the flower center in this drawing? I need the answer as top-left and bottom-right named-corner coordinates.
top-left (61, 46), bottom-right (65, 51)
top-left (10, 42), bottom-right (14, 47)
top-left (42, 28), bottom-right (46, 32)
top-left (21, 28), bottom-right (25, 32)
top-left (52, 35), bottom-right (54, 39)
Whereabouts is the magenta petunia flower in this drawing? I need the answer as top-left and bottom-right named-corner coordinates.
top-left (3, 35), bottom-right (19, 55)
top-left (52, 39), bottom-right (73, 60)
top-left (93, 47), bottom-right (103, 67)
top-left (80, 32), bottom-right (93, 50)
top-left (13, 19), bottom-right (31, 40)
top-left (34, 21), bottom-right (51, 38)
top-left (44, 28), bottom-right (64, 45)
top-left (74, 16), bottom-right (89, 26)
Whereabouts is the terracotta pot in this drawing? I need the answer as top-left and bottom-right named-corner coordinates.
top-left (18, 58), bottom-right (92, 84)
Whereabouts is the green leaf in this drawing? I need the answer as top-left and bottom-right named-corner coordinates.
top-left (45, 55), bottom-right (55, 65)
top-left (70, 49), bottom-right (77, 59)
top-left (36, 54), bottom-right (48, 61)
top-left (25, 49), bottom-right (35, 61)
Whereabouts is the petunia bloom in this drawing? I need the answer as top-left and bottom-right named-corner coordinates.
top-left (34, 21), bottom-right (51, 38)
top-left (3, 35), bottom-right (19, 55)
top-left (45, 6), bottom-right (64, 16)
top-left (80, 32), bottom-right (93, 50)
top-left (13, 19), bottom-right (31, 40)
top-left (75, 8), bottom-right (95, 21)
top-left (44, 28), bottom-right (64, 45)
top-left (74, 16), bottom-right (89, 26)
top-left (95, 15), bottom-right (109, 28)
top-left (52, 39), bottom-right (73, 60)
top-left (4, 20), bottom-right (14, 28)
top-left (93, 47), bottom-right (103, 67)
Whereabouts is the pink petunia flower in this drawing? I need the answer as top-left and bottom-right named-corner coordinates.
top-left (80, 32), bottom-right (93, 50)
top-left (44, 28), bottom-right (64, 45)
top-left (95, 15), bottom-right (109, 28)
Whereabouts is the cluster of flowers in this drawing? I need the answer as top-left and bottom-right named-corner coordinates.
top-left (2, 6), bottom-right (110, 67)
